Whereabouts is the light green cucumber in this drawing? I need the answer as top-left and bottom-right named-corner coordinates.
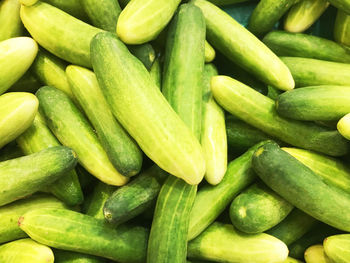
top-left (19, 208), bottom-right (148, 262)
top-left (335, 10), bottom-right (350, 46)
top-left (149, 57), bottom-right (162, 89)
top-left (66, 65), bottom-right (142, 177)
top-left (0, 0), bottom-right (23, 41)
top-left (193, 0), bottom-right (294, 91)
top-left (54, 249), bottom-right (105, 263)
top-left (324, 234), bottom-right (350, 263)
top-left (0, 92), bottom-right (38, 149)
top-left (305, 245), bottom-right (332, 263)
top-left (128, 43), bottom-right (156, 71)
top-left (188, 222), bottom-right (289, 263)
top-left (41, 0), bottom-right (88, 21)
top-left (205, 41), bottom-right (216, 63)
top-left (0, 238), bottom-right (54, 263)
top-left (20, 2), bottom-right (102, 67)
top-left (91, 32), bottom-right (205, 185)
top-left (0, 37), bottom-right (38, 94)
top-left (338, 113), bottom-right (350, 140)
top-left (8, 71), bottom-right (41, 93)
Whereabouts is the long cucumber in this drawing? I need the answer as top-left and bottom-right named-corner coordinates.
top-left (0, 0), bottom-right (23, 41)
top-left (335, 10), bottom-right (350, 46)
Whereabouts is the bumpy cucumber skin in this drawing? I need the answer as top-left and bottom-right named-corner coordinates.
top-left (252, 142), bottom-right (350, 232)
top-left (338, 113), bottom-right (350, 140)
top-left (193, 0), bottom-right (294, 91)
top-left (0, 0), bottom-right (23, 41)
top-left (42, 0), bottom-right (88, 21)
top-left (54, 249), bottom-right (105, 263)
top-left (324, 234), bottom-right (350, 263)
top-left (19, 208), bottom-right (148, 263)
top-left (304, 245), bottom-right (332, 263)
top-left (335, 10), bottom-right (350, 46)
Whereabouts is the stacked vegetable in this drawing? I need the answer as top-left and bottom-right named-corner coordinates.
top-left (1, 0), bottom-right (350, 262)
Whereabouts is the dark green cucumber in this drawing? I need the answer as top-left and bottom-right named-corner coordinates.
top-left (230, 182), bottom-right (293, 234)
top-left (0, 0), bottom-right (23, 41)
top-left (66, 65), bottom-right (143, 177)
top-left (104, 165), bottom-right (166, 225)
top-left (149, 57), bottom-right (162, 89)
top-left (263, 31), bottom-right (350, 63)
top-left (128, 44), bottom-right (156, 71)
top-left (54, 249), bottom-right (105, 263)
top-left (276, 86), bottom-right (350, 121)
top-left (324, 234), bottom-right (350, 263)
top-left (36, 86), bottom-right (128, 186)
top-left (0, 146), bottom-right (77, 206)
top-left (0, 142), bottom-right (22, 162)
top-left (42, 0), bottom-right (88, 21)
top-left (252, 142), bottom-right (350, 232)
top-left (211, 75), bottom-right (349, 156)
top-left (19, 208), bottom-right (148, 263)
top-left (16, 113), bottom-right (83, 206)
top-left (334, 10), bottom-right (350, 46)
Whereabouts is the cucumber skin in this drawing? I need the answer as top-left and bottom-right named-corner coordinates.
top-left (19, 208), bottom-right (148, 263)
top-left (324, 235), bottom-right (350, 263)
top-left (211, 75), bottom-right (349, 157)
top-left (252, 142), bottom-right (350, 232)
top-left (54, 249), bottom-right (105, 263)
top-left (0, 0), bottom-right (23, 41)
top-left (335, 10), bottom-right (350, 46)
top-left (263, 31), bottom-right (350, 63)
top-left (91, 32), bottom-right (205, 185)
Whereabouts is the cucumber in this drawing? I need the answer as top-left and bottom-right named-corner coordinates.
top-left (280, 57), bottom-right (350, 87)
top-left (0, 238), bottom-right (54, 263)
top-left (338, 113), bottom-right (350, 140)
top-left (335, 10), bottom-right (350, 46)
top-left (66, 65), bottom-right (143, 177)
top-left (0, 142), bottom-right (23, 162)
top-left (276, 86), bottom-right (350, 121)
top-left (188, 141), bottom-right (267, 241)
top-left (205, 41), bottom-right (216, 63)
top-left (305, 245), bottom-right (332, 263)
top-left (188, 222), bottom-right (289, 263)
top-left (252, 142), bottom-right (350, 232)
top-left (211, 75), bottom-right (349, 156)
top-left (193, 0), bottom-right (294, 91)
top-left (284, 0), bottom-right (329, 33)
top-left (201, 64), bottom-right (227, 185)
top-left (19, 208), bottom-right (148, 262)
top-left (128, 44), bottom-right (156, 71)
top-left (263, 31), bottom-right (350, 63)
top-left (42, 0), bottom-right (88, 21)
top-left (324, 234), bottom-right (350, 263)
top-left (104, 165), bottom-right (166, 225)
top-left (20, 2), bottom-right (102, 67)
top-left (0, 194), bottom-right (68, 244)
top-left (8, 71), bottom-right (41, 94)
top-left (91, 32), bottom-right (205, 185)
top-left (0, 92), bottom-right (38, 149)
top-left (36, 86), bottom-right (128, 186)
top-left (230, 182), bottom-right (293, 234)
top-left (0, 37), bottom-right (38, 95)
top-left (266, 209), bottom-right (317, 246)
top-left (0, 0), bottom-right (23, 41)
top-left (117, 0), bottom-right (181, 44)
top-left (248, 0), bottom-right (298, 37)
top-left (54, 250), bottom-right (105, 263)
top-left (149, 57), bottom-right (162, 89)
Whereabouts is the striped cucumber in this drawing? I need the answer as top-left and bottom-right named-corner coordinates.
top-left (42, 0), bottom-right (88, 21)
top-left (66, 65), bottom-right (143, 177)
top-left (20, 2), bottom-right (102, 67)
top-left (211, 75), bottom-right (349, 156)
top-left (338, 113), bottom-right (350, 140)
top-left (91, 32), bottom-right (205, 185)
top-left (305, 245), bottom-right (332, 263)
top-left (54, 250), bottom-right (105, 263)
top-left (0, 0), bottom-right (23, 41)
top-left (205, 41), bottom-right (216, 63)
top-left (193, 0), bottom-right (294, 91)
top-left (149, 57), bottom-right (162, 89)
top-left (19, 208), bottom-right (148, 262)
top-left (335, 10), bottom-right (350, 46)
top-left (324, 234), bottom-right (350, 263)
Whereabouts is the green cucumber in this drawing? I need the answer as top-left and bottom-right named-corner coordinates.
top-left (205, 41), bottom-right (216, 63)
top-left (211, 75), bottom-right (349, 156)
top-left (230, 182), bottom-right (293, 234)
top-left (263, 31), bottom-right (350, 63)
top-left (280, 57), bottom-right (350, 87)
top-left (193, 0), bottom-right (294, 91)
top-left (20, 2), bottom-right (102, 67)
top-left (252, 142), bottom-right (350, 232)
top-left (338, 113), bottom-right (350, 140)
top-left (0, 146), bottom-right (77, 206)
top-left (54, 250), bottom-right (105, 263)
top-left (36, 86), bottom-right (128, 186)
top-left (0, 92), bottom-right (38, 149)
top-left (128, 44), bottom-right (156, 71)
top-left (0, 37), bottom-right (38, 95)
top-left (276, 86), bottom-right (350, 121)
top-left (0, 143), bottom-right (23, 162)
top-left (66, 65), bottom-right (143, 177)
top-left (149, 57), bottom-right (162, 89)
top-left (19, 208), bottom-right (148, 262)
top-left (16, 112), bottom-right (83, 206)
top-left (284, 0), bottom-right (329, 33)
top-left (0, 238), bottom-right (54, 263)
top-left (0, 0), bottom-right (23, 41)
top-left (188, 222), bottom-right (289, 263)
top-left (305, 245), bottom-right (332, 263)
top-left (335, 10), bottom-right (350, 46)
top-left (188, 141), bottom-right (268, 241)
top-left (8, 71), bottom-right (41, 94)
top-left (104, 165), bottom-right (166, 225)
top-left (266, 209), bottom-right (317, 246)
top-left (91, 32), bottom-right (205, 185)
top-left (0, 194), bottom-right (68, 244)
top-left (117, 0), bottom-right (181, 44)
top-left (201, 64), bottom-right (227, 185)
top-left (324, 234), bottom-right (350, 263)
top-left (42, 0), bottom-right (88, 21)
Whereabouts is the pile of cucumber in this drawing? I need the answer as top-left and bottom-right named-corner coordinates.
top-left (1, 0), bottom-right (350, 262)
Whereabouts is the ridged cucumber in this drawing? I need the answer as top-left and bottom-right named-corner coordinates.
top-left (335, 10), bottom-right (350, 46)
top-left (0, 0), bottom-right (23, 41)
top-left (324, 234), bottom-right (350, 263)
top-left (91, 32), bottom-right (205, 185)
top-left (66, 65), bottom-right (142, 177)
top-left (211, 75), bottom-right (349, 156)
top-left (54, 249), bottom-right (105, 263)
top-left (205, 41), bottom-right (216, 63)
top-left (36, 86), bottom-right (128, 186)
top-left (193, 0), bottom-right (294, 91)
top-left (305, 245), bottom-right (332, 263)
top-left (338, 113), bottom-right (350, 140)
top-left (42, 0), bottom-right (88, 21)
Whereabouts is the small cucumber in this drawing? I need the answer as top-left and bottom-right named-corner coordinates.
top-left (149, 57), bottom-right (162, 89)
top-left (0, 0), bottom-right (23, 41)
top-left (54, 249), bottom-right (105, 263)
top-left (335, 10), bottom-right (350, 46)
top-left (19, 208), bottom-right (148, 263)
top-left (324, 234), bottom-right (350, 263)
top-left (188, 222), bottom-right (289, 263)
top-left (338, 113), bottom-right (350, 140)
top-left (0, 238), bottom-right (54, 263)
top-left (305, 245), bottom-right (332, 263)
top-left (66, 65), bottom-right (143, 177)
top-left (36, 86), bottom-right (128, 186)
top-left (205, 41), bottom-right (216, 63)
top-left (41, 0), bottom-right (88, 21)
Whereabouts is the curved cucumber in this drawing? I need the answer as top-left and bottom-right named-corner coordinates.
top-left (0, 0), bottom-right (23, 41)
top-left (305, 245), bottom-right (332, 263)
top-left (54, 250), bottom-right (105, 263)
top-left (205, 41), bottom-right (216, 63)
top-left (193, 0), bottom-right (294, 91)
top-left (338, 113), bottom-right (350, 140)
top-left (324, 234), bottom-right (350, 263)
top-left (66, 65), bottom-right (143, 177)
top-left (335, 10), bottom-right (350, 46)
top-left (20, 2), bottom-right (102, 67)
